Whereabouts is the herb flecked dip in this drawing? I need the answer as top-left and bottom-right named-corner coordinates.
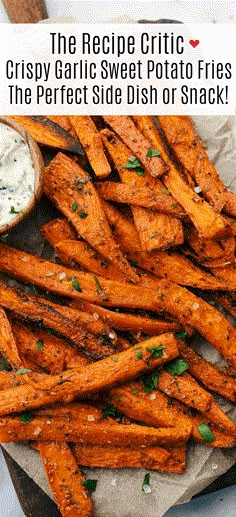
top-left (0, 123), bottom-right (35, 227)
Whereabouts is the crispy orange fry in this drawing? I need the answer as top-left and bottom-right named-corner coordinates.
top-left (203, 400), bottom-right (236, 436)
top-left (12, 322), bottom-right (90, 374)
top-left (96, 181), bottom-right (186, 218)
top-left (0, 307), bottom-right (22, 370)
top-left (55, 240), bottom-right (128, 282)
top-left (186, 227), bottom-right (235, 268)
top-left (41, 218), bottom-right (77, 246)
top-left (103, 115), bottom-right (167, 177)
top-left (111, 382), bottom-right (192, 430)
top-left (191, 414), bottom-right (236, 448)
top-left (0, 416), bottom-right (190, 447)
top-left (44, 153), bottom-right (138, 282)
top-left (69, 299), bottom-right (181, 335)
top-left (44, 115), bottom-right (77, 138)
top-left (0, 371), bottom-right (26, 389)
top-left (0, 334), bottom-right (179, 415)
top-left (35, 402), bottom-right (103, 422)
top-left (9, 116), bottom-right (83, 154)
top-left (39, 441), bottom-right (93, 517)
top-left (178, 341), bottom-right (236, 402)
top-left (158, 115), bottom-right (236, 216)
top-left (72, 444), bottom-right (171, 470)
top-left (0, 280), bottom-right (116, 360)
top-left (103, 201), bottom-right (232, 291)
top-left (134, 115), bottom-right (231, 240)
top-left (70, 116), bottom-right (111, 178)
top-left (157, 371), bottom-right (213, 413)
top-left (214, 293), bottom-right (236, 319)
top-left (0, 244), bottom-right (236, 367)
top-left (101, 128), bottom-right (184, 251)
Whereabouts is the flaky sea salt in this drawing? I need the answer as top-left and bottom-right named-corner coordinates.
top-left (143, 485), bottom-right (152, 494)
top-left (194, 186), bottom-right (202, 194)
top-left (150, 393), bottom-right (156, 400)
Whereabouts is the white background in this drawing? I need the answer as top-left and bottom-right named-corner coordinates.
top-left (0, 1), bottom-right (235, 516)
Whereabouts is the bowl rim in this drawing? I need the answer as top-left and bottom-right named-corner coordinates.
top-left (0, 116), bottom-right (44, 235)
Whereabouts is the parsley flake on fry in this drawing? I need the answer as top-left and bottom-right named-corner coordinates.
top-left (79, 212), bottom-right (88, 219)
top-left (94, 274), bottom-right (102, 294)
top-left (13, 368), bottom-right (31, 377)
top-left (20, 412), bottom-right (34, 424)
top-left (36, 339), bottom-right (44, 351)
top-left (142, 373), bottom-right (159, 393)
top-left (82, 479), bottom-right (97, 492)
top-left (123, 156), bottom-right (145, 176)
top-left (72, 277), bottom-right (82, 292)
top-left (146, 149), bottom-right (160, 158)
top-left (146, 345), bottom-right (165, 360)
top-left (165, 359), bottom-right (189, 376)
top-left (71, 201), bottom-right (78, 211)
top-left (197, 423), bottom-right (215, 443)
top-left (175, 330), bottom-right (188, 340)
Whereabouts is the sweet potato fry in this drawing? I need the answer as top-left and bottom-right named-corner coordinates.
top-left (133, 115), bottom-right (231, 239)
top-left (41, 219), bottom-right (77, 247)
top-left (69, 299), bottom-right (181, 335)
top-left (132, 116), bottom-right (195, 188)
top-left (212, 265), bottom-right (236, 288)
top-left (103, 115), bottom-right (167, 177)
top-left (55, 240), bottom-right (128, 282)
top-left (128, 250), bottom-right (232, 291)
top-left (0, 371), bottom-right (26, 389)
top-left (44, 115), bottom-right (77, 138)
top-left (70, 116), bottom-right (111, 178)
top-left (203, 400), bottom-right (236, 436)
top-left (73, 442), bottom-right (186, 474)
top-left (0, 307), bottom-right (22, 370)
top-left (191, 415), bottom-right (236, 448)
top-left (0, 244), bottom-right (236, 367)
top-left (213, 293), bottom-right (236, 319)
top-left (103, 200), bottom-right (142, 251)
top-left (186, 227), bottom-right (235, 268)
top-left (111, 382), bottom-right (192, 431)
top-left (44, 152), bottom-right (138, 282)
top-left (72, 443), bottom-right (171, 469)
top-left (158, 115), bottom-right (236, 216)
top-left (35, 402), bottom-right (103, 422)
top-left (178, 341), bottom-right (236, 402)
top-left (157, 371), bottom-right (213, 413)
top-left (0, 280), bottom-right (116, 360)
top-left (12, 322), bottom-right (90, 374)
top-left (39, 441), bottom-right (93, 517)
top-left (101, 128), bottom-right (184, 251)
top-left (9, 116), bottom-right (84, 154)
top-left (0, 334), bottom-right (179, 415)
top-left (96, 181), bottom-right (186, 218)
top-left (103, 201), bottom-right (233, 290)
top-left (0, 416), bottom-right (190, 447)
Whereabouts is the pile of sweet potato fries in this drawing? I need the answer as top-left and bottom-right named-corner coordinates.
top-left (0, 114), bottom-right (235, 516)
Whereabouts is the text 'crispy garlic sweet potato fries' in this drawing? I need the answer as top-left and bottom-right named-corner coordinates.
top-left (1, 114), bottom-right (236, 516)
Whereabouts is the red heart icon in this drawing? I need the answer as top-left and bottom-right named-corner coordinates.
top-left (189, 39), bottom-right (200, 48)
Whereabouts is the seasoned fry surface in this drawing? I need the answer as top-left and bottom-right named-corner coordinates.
top-left (0, 114), bottom-right (236, 516)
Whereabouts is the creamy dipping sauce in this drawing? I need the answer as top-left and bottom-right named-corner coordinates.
top-left (0, 123), bottom-right (35, 228)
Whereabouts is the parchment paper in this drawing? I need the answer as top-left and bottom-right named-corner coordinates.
top-left (2, 114), bottom-right (236, 517)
